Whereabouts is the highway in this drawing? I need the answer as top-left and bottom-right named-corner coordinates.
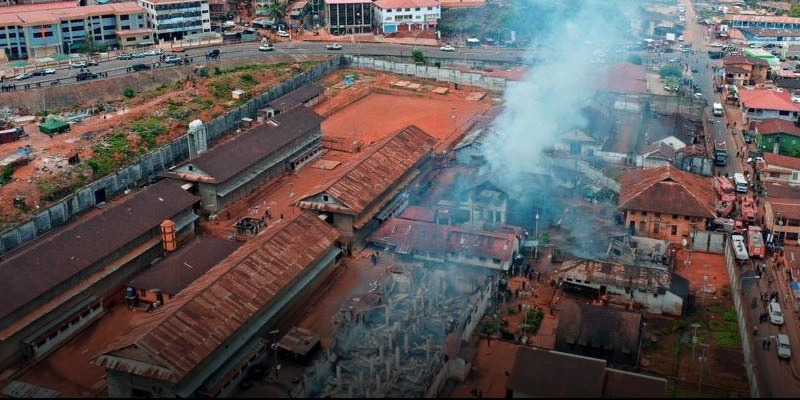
top-left (0, 41), bottom-right (526, 90)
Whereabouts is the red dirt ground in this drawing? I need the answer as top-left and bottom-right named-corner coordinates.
top-left (319, 93), bottom-right (491, 145)
top-left (673, 249), bottom-right (730, 297)
top-left (15, 304), bottom-right (148, 397)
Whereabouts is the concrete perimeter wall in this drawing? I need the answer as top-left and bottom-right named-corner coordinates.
top-left (343, 55), bottom-right (508, 92)
top-left (0, 58), bottom-right (342, 255)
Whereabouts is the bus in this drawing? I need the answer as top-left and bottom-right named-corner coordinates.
top-left (466, 38), bottom-right (480, 48)
top-left (731, 234), bottom-right (750, 261)
top-left (734, 173), bottom-right (748, 193)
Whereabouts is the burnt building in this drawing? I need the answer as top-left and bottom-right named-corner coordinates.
top-left (0, 179), bottom-right (199, 369)
top-left (95, 212), bottom-right (342, 398)
top-left (297, 125), bottom-right (436, 245)
top-left (506, 347), bottom-right (667, 398)
top-left (168, 106), bottom-right (324, 213)
top-left (555, 301), bottom-right (642, 367)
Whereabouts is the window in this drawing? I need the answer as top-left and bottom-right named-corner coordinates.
top-left (684, 216), bottom-right (690, 221)
top-left (127, 37), bottom-right (136, 42)
top-left (771, 172), bottom-right (781, 178)
top-left (780, 110), bottom-right (790, 116)
top-left (653, 224), bottom-right (660, 234)
top-left (672, 214), bottom-right (678, 219)
top-left (793, 172), bottom-right (799, 181)
top-left (640, 221), bottom-right (646, 232)
top-left (642, 211), bottom-right (647, 216)
top-left (121, 15), bottom-right (130, 21)
top-left (671, 225), bottom-right (678, 235)
top-left (415, 7), bottom-right (420, 10)
top-left (323, 195), bottom-right (329, 202)
top-left (492, 258), bottom-right (501, 264)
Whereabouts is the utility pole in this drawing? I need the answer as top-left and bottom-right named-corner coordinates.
top-left (690, 322), bottom-right (701, 365)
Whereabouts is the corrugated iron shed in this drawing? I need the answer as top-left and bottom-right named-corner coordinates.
top-left (297, 125), bottom-right (435, 217)
top-left (94, 212), bottom-right (340, 384)
top-left (0, 179), bottom-right (199, 322)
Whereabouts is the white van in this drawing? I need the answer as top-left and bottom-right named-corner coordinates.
top-left (713, 102), bottom-right (724, 117)
top-left (769, 301), bottom-right (784, 325)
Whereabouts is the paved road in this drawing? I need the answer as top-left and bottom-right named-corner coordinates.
top-left (682, 0), bottom-right (800, 396)
top-left (1, 41), bottom-right (525, 90)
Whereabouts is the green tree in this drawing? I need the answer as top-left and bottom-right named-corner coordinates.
top-left (627, 54), bottom-right (643, 65)
top-left (72, 36), bottom-right (107, 55)
top-left (411, 49), bottom-right (426, 64)
top-left (791, 5), bottom-right (800, 18)
top-left (265, 0), bottom-right (286, 24)
top-left (123, 88), bottom-right (135, 98)
top-left (659, 65), bottom-right (682, 79)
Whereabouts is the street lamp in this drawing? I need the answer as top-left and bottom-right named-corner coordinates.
top-left (698, 343), bottom-right (710, 393)
top-left (690, 322), bottom-right (701, 365)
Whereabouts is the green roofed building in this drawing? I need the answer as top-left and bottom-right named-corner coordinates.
top-left (38, 118), bottom-right (70, 135)
top-left (743, 48), bottom-right (780, 69)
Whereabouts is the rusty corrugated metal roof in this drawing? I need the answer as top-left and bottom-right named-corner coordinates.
top-left (0, 179), bottom-right (199, 322)
top-left (94, 212), bottom-right (340, 384)
top-left (298, 125), bottom-right (435, 217)
top-left (619, 166), bottom-right (716, 218)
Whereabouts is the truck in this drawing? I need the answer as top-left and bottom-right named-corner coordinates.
top-left (731, 234), bottom-right (750, 261)
top-left (714, 140), bottom-right (727, 166)
top-left (734, 173), bottom-right (748, 193)
top-left (747, 226), bottom-right (765, 258)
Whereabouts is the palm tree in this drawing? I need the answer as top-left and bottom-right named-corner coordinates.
top-left (265, 0), bottom-right (286, 26)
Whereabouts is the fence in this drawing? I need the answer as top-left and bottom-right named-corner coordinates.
top-left (343, 55), bottom-right (508, 92)
top-left (724, 237), bottom-right (761, 398)
top-left (0, 57), bottom-right (342, 255)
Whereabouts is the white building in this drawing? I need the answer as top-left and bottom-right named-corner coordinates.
top-left (555, 259), bottom-right (688, 316)
top-left (739, 88), bottom-right (800, 122)
top-left (137, 0), bottom-right (211, 42)
top-left (373, 0), bottom-right (440, 34)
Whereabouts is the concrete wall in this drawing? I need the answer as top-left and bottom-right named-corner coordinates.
top-left (546, 156), bottom-right (621, 193)
top-left (724, 238), bottom-right (761, 398)
top-left (691, 230), bottom-right (726, 254)
top-left (343, 55), bottom-right (508, 92)
top-left (0, 58), bottom-right (342, 256)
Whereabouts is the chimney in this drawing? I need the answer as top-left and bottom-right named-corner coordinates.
top-left (160, 219), bottom-right (177, 254)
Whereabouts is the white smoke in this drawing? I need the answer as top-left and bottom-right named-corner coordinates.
top-left (483, 0), bottom-right (634, 186)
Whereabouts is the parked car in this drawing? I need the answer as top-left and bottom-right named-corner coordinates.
top-left (146, 49), bottom-right (162, 56)
top-left (276, 30), bottom-right (290, 37)
top-left (117, 54), bottom-right (132, 60)
top-left (132, 63), bottom-right (151, 71)
top-left (164, 55), bottom-right (182, 64)
top-left (207, 49), bottom-right (220, 58)
top-left (777, 334), bottom-right (792, 360)
top-left (326, 43), bottom-right (342, 50)
top-left (769, 301), bottom-right (784, 325)
top-left (258, 44), bottom-right (274, 51)
top-left (87, 59), bottom-right (99, 66)
top-left (15, 72), bottom-right (32, 80)
top-left (31, 69), bottom-right (47, 77)
top-left (694, 92), bottom-right (703, 99)
top-left (43, 68), bottom-right (56, 75)
top-left (131, 53), bottom-right (146, 58)
top-left (747, 156), bottom-right (764, 163)
top-left (70, 61), bottom-right (87, 68)
top-left (440, 45), bottom-right (456, 52)
top-left (75, 71), bottom-right (98, 81)
top-left (750, 43), bottom-right (763, 48)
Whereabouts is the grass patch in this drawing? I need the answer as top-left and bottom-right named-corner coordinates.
top-left (239, 73), bottom-right (259, 88)
top-left (713, 331), bottom-right (741, 349)
top-left (190, 97), bottom-right (214, 110)
top-left (210, 78), bottom-right (235, 99)
top-left (131, 117), bottom-right (167, 148)
top-left (166, 100), bottom-right (190, 122)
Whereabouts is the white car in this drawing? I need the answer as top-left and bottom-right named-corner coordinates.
top-left (747, 156), bottom-right (765, 163)
top-left (777, 334), bottom-right (792, 360)
top-left (440, 45), bottom-right (455, 52)
top-left (258, 44), bottom-right (274, 51)
top-left (750, 43), bottom-right (763, 49)
top-left (276, 30), bottom-right (290, 37)
top-left (326, 43), bottom-right (342, 50)
top-left (43, 68), bottom-right (56, 75)
top-left (769, 301), bottom-right (784, 325)
top-left (70, 61), bottom-right (87, 68)
top-left (710, 42), bottom-right (723, 48)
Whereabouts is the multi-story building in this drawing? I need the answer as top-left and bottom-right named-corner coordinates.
top-left (754, 118), bottom-right (800, 156)
top-left (137, 0), bottom-right (211, 42)
top-left (762, 152), bottom-right (800, 186)
top-left (739, 88), bottom-right (800, 123)
top-left (0, 2), bottom-right (152, 60)
top-left (763, 183), bottom-right (800, 246)
top-left (373, 0), bottom-right (440, 34)
top-left (618, 166), bottom-right (717, 245)
top-left (722, 55), bottom-right (769, 86)
top-left (324, 0), bottom-right (372, 35)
